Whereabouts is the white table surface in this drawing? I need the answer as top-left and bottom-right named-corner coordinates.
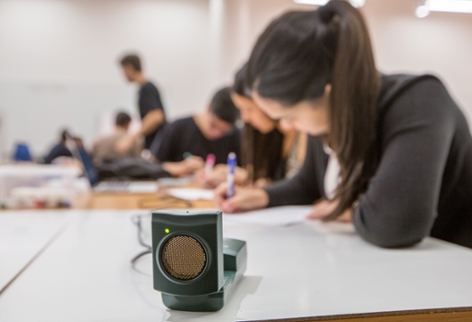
top-left (1, 210), bottom-right (472, 322)
top-left (0, 211), bottom-right (69, 294)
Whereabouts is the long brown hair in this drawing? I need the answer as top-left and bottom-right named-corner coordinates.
top-left (246, 1), bottom-right (380, 219)
top-left (232, 65), bottom-right (285, 183)
top-left (241, 124), bottom-right (284, 183)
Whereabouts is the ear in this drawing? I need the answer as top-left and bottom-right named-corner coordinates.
top-left (207, 104), bottom-right (212, 113)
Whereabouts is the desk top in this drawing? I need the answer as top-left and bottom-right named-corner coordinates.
top-left (1, 210), bottom-right (471, 321)
top-left (74, 190), bottom-right (214, 210)
top-left (0, 211), bottom-right (68, 294)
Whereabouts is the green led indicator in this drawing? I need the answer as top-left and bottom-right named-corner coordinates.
top-left (164, 228), bottom-right (170, 234)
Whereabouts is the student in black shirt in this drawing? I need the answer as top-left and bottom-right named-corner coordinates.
top-left (215, 1), bottom-right (472, 249)
top-left (117, 54), bottom-right (167, 152)
top-left (156, 87), bottom-right (240, 168)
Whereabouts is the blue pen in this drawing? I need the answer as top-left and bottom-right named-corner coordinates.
top-left (227, 152), bottom-right (237, 198)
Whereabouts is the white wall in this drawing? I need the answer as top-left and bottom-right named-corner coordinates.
top-left (0, 0), bottom-right (471, 157)
top-left (363, 0), bottom-right (472, 123)
top-left (219, 0), bottom-right (472, 121)
top-left (0, 0), bottom-right (217, 156)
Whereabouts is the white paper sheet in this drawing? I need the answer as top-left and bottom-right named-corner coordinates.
top-left (127, 182), bottom-right (159, 193)
top-left (157, 176), bottom-right (194, 187)
top-left (166, 188), bottom-right (215, 201)
top-left (223, 205), bottom-right (313, 227)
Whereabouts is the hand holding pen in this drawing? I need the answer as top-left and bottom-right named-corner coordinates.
top-left (204, 154), bottom-right (216, 179)
top-left (213, 182), bottom-right (269, 214)
top-left (213, 152), bottom-right (269, 213)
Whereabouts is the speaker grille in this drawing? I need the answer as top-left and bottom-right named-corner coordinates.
top-left (161, 235), bottom-right (207, 280)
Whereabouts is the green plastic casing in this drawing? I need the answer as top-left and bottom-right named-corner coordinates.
top-left (151, 209), bottom-right (247, 312)
top-left (152, 209), bottom-right (224, 296)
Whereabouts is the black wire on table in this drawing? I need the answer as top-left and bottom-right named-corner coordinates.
top-left (130, 194), bottom-right (193, 275)
top-left (130, 213), bottom-right (152, 265)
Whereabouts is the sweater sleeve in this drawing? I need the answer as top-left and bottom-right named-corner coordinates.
top-left (264, 135), bottom-right (324, 207)
top-left (353, 78), bottom-right (456, 248)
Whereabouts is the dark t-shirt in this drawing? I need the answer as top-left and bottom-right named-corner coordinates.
top-left (43, 143), bottom-right (72, 164)
top-left (265, 74), bottom-right (472, 249)
top-left (155, 117), bottom-right (241, 165)
top-left (139, 82), bottom-right (166, 149)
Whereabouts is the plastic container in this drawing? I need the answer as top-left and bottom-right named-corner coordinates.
top-left (0, 164), bottom-right (81, 209)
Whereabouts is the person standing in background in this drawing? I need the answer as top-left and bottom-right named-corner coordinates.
top-left (91, 112), bottom-right (142, 165)
top-left (116, 54), bottom-right (167, 154)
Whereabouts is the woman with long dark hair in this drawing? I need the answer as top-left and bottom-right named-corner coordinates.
top-left (215, 0), bottom-right (472, 248)
top-left (198, 65), bottom-right (306, 188)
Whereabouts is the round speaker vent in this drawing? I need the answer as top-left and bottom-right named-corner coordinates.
top-left (161, 235), bottom-right (207, 280)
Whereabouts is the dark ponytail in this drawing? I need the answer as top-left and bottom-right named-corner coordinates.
top-left (246, 0), bottom-right (380, 219)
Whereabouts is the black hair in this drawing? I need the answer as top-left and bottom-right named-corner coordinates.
top-left (246, 9), bottom-right (337, 105)
top-left (60, 129), bottom-right (70, 143)
top-left (115, 112), bottom-right (132, 127)
top-left (246, 0), bottom-right (380, 220)
top-left (120, 54), bottom-right (142, 72)
top-left (210, 87), bottom-right (240, 125)
top-left (231, 65), bottom-right (285, 183)
top-left (241, 125), bottom-right (285, 183)
top-left (232, 64), bottom-right (250, 98)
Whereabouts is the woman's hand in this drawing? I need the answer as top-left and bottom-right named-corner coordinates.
top-left (214, 183), bottom-right (269, 213)
top-left (306, 199), bottom-right (353, 223)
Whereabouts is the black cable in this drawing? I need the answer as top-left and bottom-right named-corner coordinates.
top-left (129, 196), bottom-right (192, 275)
top-left (130, 213), bottom-right (153, 277)
top-left (131, 249), bottom-right (152, 264)
top-left (130, 251), bottom-right (152, 277)
top-left (131, 214), bottom-right (152, 249)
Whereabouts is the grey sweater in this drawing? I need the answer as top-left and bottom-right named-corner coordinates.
top-left (265, 74), bottom-right (472, 249)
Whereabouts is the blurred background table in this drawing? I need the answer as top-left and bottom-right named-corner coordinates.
top-left (74, 191), bottom-right (215, 210)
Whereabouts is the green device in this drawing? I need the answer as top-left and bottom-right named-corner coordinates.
top-left (152, 209), bottom-right (247, 312)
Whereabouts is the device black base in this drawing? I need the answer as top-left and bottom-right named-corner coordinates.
top-left (162, 270), bottom-right (238, 312)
